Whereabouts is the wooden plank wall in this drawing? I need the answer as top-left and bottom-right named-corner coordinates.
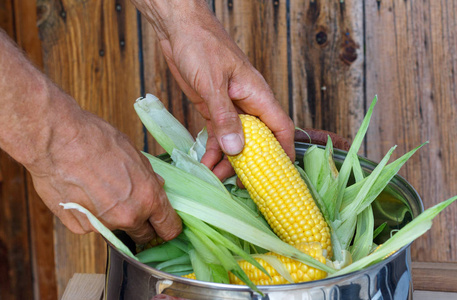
top-left (0, 0), bottom-right (456, 298)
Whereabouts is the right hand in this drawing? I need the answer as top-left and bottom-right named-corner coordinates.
top-left (132, 0), bottom-right (296, 181)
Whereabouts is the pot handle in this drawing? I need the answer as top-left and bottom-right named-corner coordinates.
top-left (294, 128), bottom-right (350, 151)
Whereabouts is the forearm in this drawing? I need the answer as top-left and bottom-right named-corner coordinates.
top-left (0, 29), bottom-right (81, 172)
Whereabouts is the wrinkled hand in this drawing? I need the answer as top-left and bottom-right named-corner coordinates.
top-left (133, 0), bottom-right (295, 180)
top-left (27, 110), bottom-right (182, 244)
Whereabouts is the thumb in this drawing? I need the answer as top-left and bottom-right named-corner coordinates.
top-left (205, 89), bottom-right (244, 156)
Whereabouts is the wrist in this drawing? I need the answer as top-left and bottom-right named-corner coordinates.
top-left (135, 0), bottom-right (214, 40)
top-left (2, 78), bottom-right (83, 174)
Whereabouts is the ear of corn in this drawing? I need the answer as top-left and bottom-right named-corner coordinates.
top-left (227, 115), bottom-right (332, 255)
top-left (230, 242), bottom-right (327, 285)
top-left (183, 243), bottom-right (327, 285)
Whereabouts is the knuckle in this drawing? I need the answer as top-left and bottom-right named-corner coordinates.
top-left (212, 109), bottom-right (240, 128)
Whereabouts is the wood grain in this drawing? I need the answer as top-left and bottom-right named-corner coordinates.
top-left (412, 262), bottom-right (457, 292)
top-left (2, 1), bottom-right (457, 298)
top-left (365, 0), bottom-right (457, 263)
top-left (140, 19), bottom-right (198, 155)
top-left (0, 2), bottom-right (34, 299)
top-left (289, 0), bottom-right (365, 143)
top-left (215, 0), bottom-right (289, 113)
top-left (0, 152), bottom-right (34, 300)
top-left (37, 0), bottom-right (142, 297)
top-left (11, 1), bottom-right (59, 298)
top-left (61, 273), bottom-right (105, 300)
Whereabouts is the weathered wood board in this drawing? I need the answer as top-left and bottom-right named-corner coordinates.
top-left (1, 1), bottom-right (457, 298)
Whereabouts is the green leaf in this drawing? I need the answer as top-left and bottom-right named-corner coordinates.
top-left (188, 249), bottom-right (212, 282)
top-left (340, 146), bottom-right (396, 221)
top-left (303, 145), bottom-right (324, 189)
top-left (159, 264), bottom-right (194, 274)
top-left (134, 94), bottom-right (195, 155)
top-left (341, 142), bottom-right (427, 211)
top-left (351, 205), bottom-right (374, 261)
top-left (155, 254), bottom-right (191, 271)
top-left (184, 228), bottom-right (219, 265)
top-left (143, 151), bottom-right (274, 233)
top-left (171, 148), bottom-right (228, 193)
top-left (59, 203), bottom-right (137, 260)
top-left (168, 192), bottom-right (335, 274)
top-left (136, 242), bottom-right (186, 263)
top-left (373, 222), bottom-right (387, 240)
top-left (189, 127), bottom-right (208, 161)
top-left (334, 96), bottom-right (378, 218)
top-left (252, 254), bottom-right (294, 283)
top-left (331, 196), bottom-right (457, 277)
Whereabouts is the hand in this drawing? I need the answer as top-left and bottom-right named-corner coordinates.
top-left (0, 28), bottom-right (181, 244)
top-left (133, 0), bottom-right (295, 180)
top-left (27, 109), bottom-right (182, 244)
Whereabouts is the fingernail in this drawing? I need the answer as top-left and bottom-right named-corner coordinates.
top-left (221, 133), bottom-right (243, 155)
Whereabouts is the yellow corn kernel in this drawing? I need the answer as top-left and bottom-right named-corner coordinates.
top-left (228, 115), bottom-right (331, 254)
top-left (182, 273), bottom-right (196, 280)
top-left (230, 243), bottom-right (327, 285)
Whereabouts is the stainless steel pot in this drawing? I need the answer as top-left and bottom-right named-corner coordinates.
top-left (104, 142), bottom-right (423, 300)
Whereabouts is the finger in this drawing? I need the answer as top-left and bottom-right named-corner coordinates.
top-left (211, 157), bottom-right (235, 182)
top-left (125, 222), bottom-right (157, 245)
top-left (148, 180), bottom-right (182, 241)
top-left (58, 208), bottom-right (91, 235)
top-left (229, 69), bottom-right (296, 161)
top-left (200, 123), bottom-right (223, 170)
top-left (204, 81), bottom-right (244, 156)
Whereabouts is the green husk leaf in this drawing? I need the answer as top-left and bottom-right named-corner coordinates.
top-left (155, 254), bottom-right (191, 271)
top-left (331, 196), bottom-right (457, 276)
top-left (208, 264), bottom-right (230, 284)
top-left (167, 235), bottom-right (191, 252)
top-left (134, 94), bottom-right (195, 155)
top-left (167, 191), bottom-right (335, 274)
top-left (179, 211), bottom-right (269, 278)
top-left (189, 127), bottom-right (208, 161)
top-left (59, 202), bottom-right (137, 260)
top-left (143, 151), bottom-right (274, 233)
top-left (188, 249), bottom-right (212, 282)
top-left (373, 222), bottom-right (387, 240)
top-left (251, 254), bottom-right (294, 283)
top-left (341, 142), bottom-right (427, 211)
top-left (335, 216), bottom-right (357, 251)
top-left (339, 145), bottom-right (396, 221)
top-left (184, 228), bottom-right (219, 265)
top-left (136, 241), bottom-right (185, 263)
top-left (351, 205), bottom-right (374, 261)
top-left (185, 220), bottom-right (257, 289)
top-left (159, 264), bottom-right (194, 274)
top-left (171, 148), bottom-right (228, 193)
top-left (303, 145), bottom-right (324, 189)
top-left (334, 96), bottom-right (378, 218)
top-left (351, 152), bottom-right (365, 182)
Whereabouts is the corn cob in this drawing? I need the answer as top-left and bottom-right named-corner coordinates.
top-left (227, 114), bottom-right (331, 254)
top-left (182, 243), bottom-right (327, 285)
top-left (230, 242), bottom-right (326, 285)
